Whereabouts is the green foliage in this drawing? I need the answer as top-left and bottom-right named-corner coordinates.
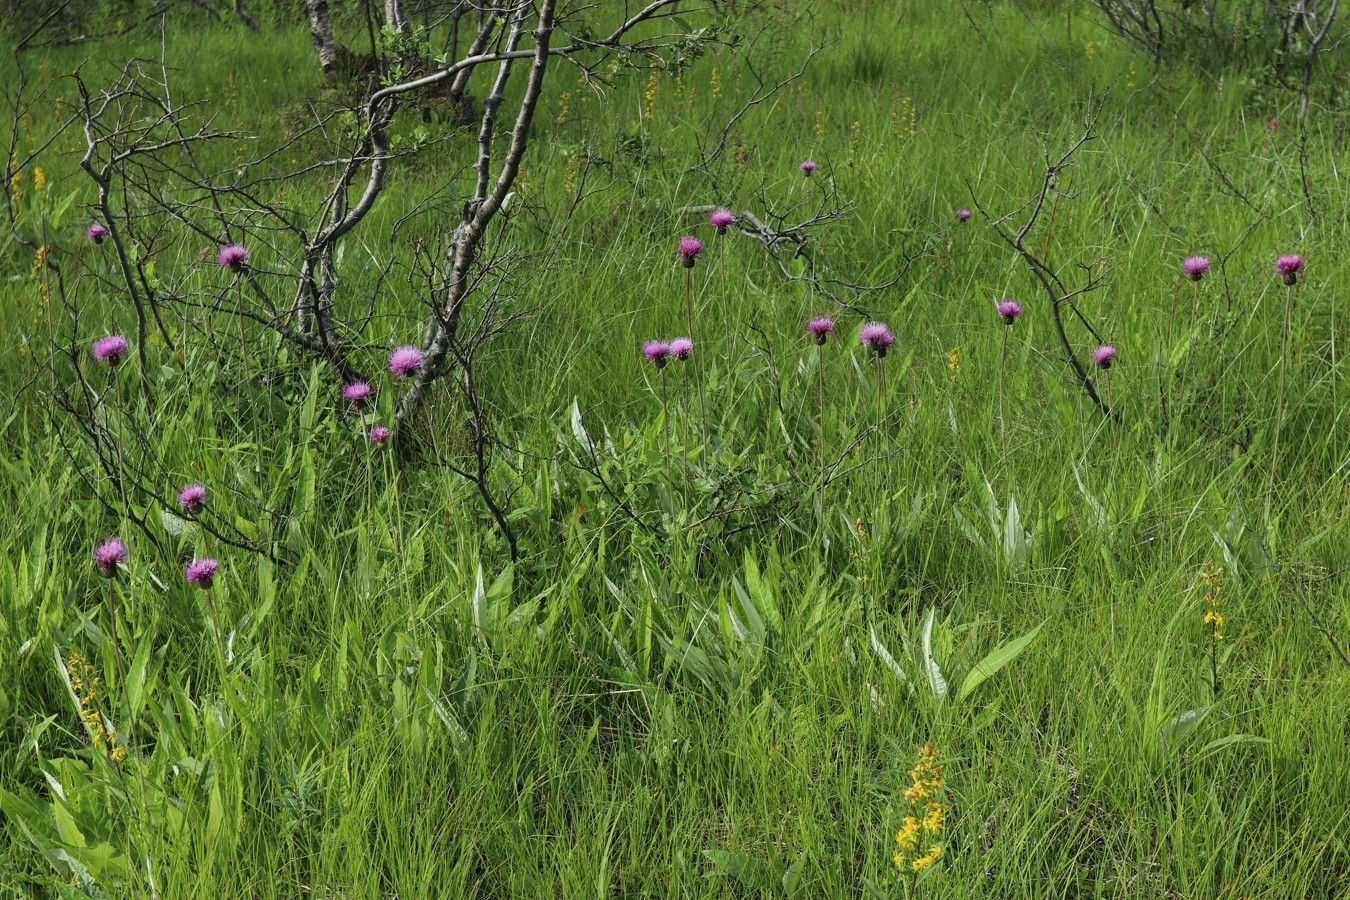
top-left (3, 2), bottom-right (1350, 898)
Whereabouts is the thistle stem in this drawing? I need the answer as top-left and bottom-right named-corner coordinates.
top-left (1267, 283), bottom-right (1294, 523)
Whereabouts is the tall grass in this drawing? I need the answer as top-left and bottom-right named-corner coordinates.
top-left (1, 3), bottom-right (1348, 897)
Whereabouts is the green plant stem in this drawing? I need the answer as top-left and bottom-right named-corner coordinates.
top-left (998, 327), bottom-right (1009, 438)
top-left (1267, 283), bottom-right (1294, 523)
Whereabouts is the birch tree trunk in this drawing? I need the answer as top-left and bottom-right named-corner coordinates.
top-left (303, 0), bottom-right (341, 75)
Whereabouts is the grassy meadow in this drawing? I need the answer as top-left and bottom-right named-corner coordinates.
top-left (2, 1), bottom-right (1350, 896)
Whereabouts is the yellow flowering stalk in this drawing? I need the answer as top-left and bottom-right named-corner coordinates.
top-left (1199, 563), bottom-right (1225, 697)
top-left (65, 651), bottom-right (125, 762)
top-left (894, 743), bottom-right (947, 887)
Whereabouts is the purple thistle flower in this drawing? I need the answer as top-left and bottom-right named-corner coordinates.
top-left (1091, 344), bottom-right (1117, 369)
top-left (678, 236), bottom-right (703, 268)
top-left (342, 381), bottom-right (373, 404)
top-left (799, 160), bottom-right (818, 176)
top-left (643, 339), bottom-right (671, 369)
top-left (1183, 255), bottom-right (1211, 281)
top-left (859, 321), bottom-right (895, 357)
top-left (956, 208), bottom-right (972, 222)
top-left (669, 337), bottom-right (694, 360)
top-left (368, 424), bottom-right (391, 445)
top-left (217, 243), bottom-right (248, 270)
top-left (93, 537), bottom-right (127, 578)
top-left (807, 316), bottom-right (835, 345)
top-left (92, 334), bottom-right (130, 365)
top-left (388, 345), bottom-right (424, 378)
top-left (1275, 254), bottom-right (1304, 286)
top-left (87, 223), bottom-right (109, 244)
top-left (710, 209), bottom-right (735, 234)
top-left (177, 482), bottom-right (208, 514)
top-left (997, 301), bottom-right (1023, 325)
top-left (184, 557), bottom-right (219, 589)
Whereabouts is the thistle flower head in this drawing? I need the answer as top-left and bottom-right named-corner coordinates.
top-left (342, 381), bottom-right (373, 404)
top-left (710, 208), bottom-right (735, 234)
top-left (860, 321), bottom-right (895, 357)
top-left (92, 334), bottom-right (130, 365)
top-left (678, 236), bottom-right (703, 268)
top-left (86, 223), bottom-right (108, 244)
top-left (1091, 344), bottom-right (1117, 369)
top-left (177, 482), bottom-right (208, 513)
top-left (216, 243), bottom-right (248, 270)
top-left (669, 337), bottom-right (693, 360)
top-left (184, 557), bottom-right (218, 588)
top-left (643, 339), bottom-right (671, 369)
top-left (955, 208), bottom-right (972, 222)
top-left (807, 315), bottom-right (835, 345)
top-left (93, 537), bottom-right (127, 578)
top-left (1183, 255), bottom-right (1211, 281)
top-left (996, 300), bottom-right (1022, 325)
top-left (1275, 253), bottom-right (1304, 285)
top-left (388, 345), bottom-right (424, 378)
top-left (799, 159), bottom-right (818, 176)
top-left (368, 424), bottom-right (391, 444)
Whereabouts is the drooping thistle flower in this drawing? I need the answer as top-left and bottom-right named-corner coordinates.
top-left (177, 482), bottom-right (208, 513)
top-left (388, 345), bottom-right (424, 377)
top-left (93, 537), bottom-right (127, 578)
top-left (367, 424), bottom-right (391, 445)
top-left (709, 209), bottom-right (735, 234)
top-left (1091, 344), bottom-right (1117, 370)
top-left (799, 159), bottom-right (818, 176)
top-left (669, 337), bottom-right (693, 361)
top-left (86, 223), bottom-right (109, 244)
top-left (893, 743), bottom-right (948, 880)
top-left (997, 300), bottom-right (1023, 325)
top-left (184, 557), bottom-right (219, 589)
top-left (342, 381), bottom-right (373, 404)
top-left (955, 208), bottom-right (972, 222)
top-left (860, 321), bottom-right (895, 358)
top-left (92, 334), bottom-right (130, 365)
top-left (807, 316), bottom-right (835, 345)
top-left (1183, 255), bottom-right (1211, 281)
top-left (643, 339), bottom-right (671, 369)
top-left (1275, 253), bottom-right (1304, 286)
top-left (677, 236), bottom-right (703, 268)
top-left (216, 243), bottom-right (248, 270)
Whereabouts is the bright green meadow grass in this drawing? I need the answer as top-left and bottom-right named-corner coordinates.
top-left (1, 2), bottom-right (1349, 897)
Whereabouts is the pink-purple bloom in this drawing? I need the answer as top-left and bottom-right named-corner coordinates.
top-left (92, 334), bottom-right (129, 365)
top-left (678, 236), bottom-right (703, 268)
top-left (388, 345), bottom-right (424, 377)
top-left (177, 482), bottom-right (207, 513)
top-left (1091, 344), bottom-right (1117, 369)
top-left (669, 337), bottom-right (693, 360)
top-left (807, 316), bottom-right (835, 345)
top-left (1183, 255), bottom-right (1211, 281)
top-left (710, 209), bottom-right (735, 234)
top-left (87, 223), bottom-right (108, 244)
top-left (342, 381), bottom-right (373, 404)
top-left (93, 537), bottom-right (127, 578)
top-left (217, 243), bottom-right (248, 270)
top-left (643, 339), bottom-right (671, 369)
top-left (184, 557), bottom-right (218, 588)
top-left (368, 424), bottom-right (390, 444)
top-left (956, 208), bottom-right (972, 222)
top-left (1275, 254), bottom-right (1304, 286)
top-left (859, 321), bottom-right (895, 357)
top-left (799, 160), bottom-right (817, 176)
top-left (997, 301), bottom-right (1023, 325)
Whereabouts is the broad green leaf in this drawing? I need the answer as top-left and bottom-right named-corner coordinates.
top-left (958, 621), bottom-right (1045, 703)
top-left (921, 607), bottom-right (947, 700)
